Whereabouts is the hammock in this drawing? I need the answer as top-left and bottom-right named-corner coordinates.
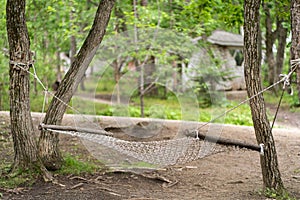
top-left (39, 124), bottom-right (262, 167)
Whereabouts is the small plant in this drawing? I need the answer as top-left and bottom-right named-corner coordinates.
top-left (263, 188), bottom-right (297, 200)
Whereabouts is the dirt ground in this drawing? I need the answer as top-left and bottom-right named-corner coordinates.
top-left (0, 109), bottom-right (300, 200)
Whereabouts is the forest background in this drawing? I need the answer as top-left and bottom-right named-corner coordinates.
top-left (0, 0), bottom-right (298, 126)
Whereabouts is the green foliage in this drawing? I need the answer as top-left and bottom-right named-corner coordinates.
top-left (288, 94), bottom-right (300, 108)
top-left (1, 0), bottom-right (296, 124)
top-left (58, 154), bottom-right (100, 175)
top-left (219, 0), bottom-right (244, 30)
top-left (0, 1), bottom-right (9, 111)
top-left (179, 0), bottom-right (222, 36)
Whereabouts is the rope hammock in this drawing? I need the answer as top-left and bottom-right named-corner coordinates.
top-left (39, 124), bottom-right (262, 166)
top-left (11, 56), bottom-right (299, 167)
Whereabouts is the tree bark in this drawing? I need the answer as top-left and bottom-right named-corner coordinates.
top-left (114, 4), bottom-right (127, 33)
top-left (262, 2), bottom-right (289, 92)
top-left (132, 0), bottom-right (145, 117)
top-left (244, 0), bottom-right (284, 192)
top-left (291, 0), bottom-right (300, 102)
top-left (38, 0), bottom-right (116, 170)
top-left (140, 0), bottom-right (148, 6)
top-left (263, 2), bottom-right (277, 86)
top-left (6, 0), bottom-right (40, 170)
top-left (275, 20), bottom-right (288, 85)
top-left (113, 4), bottom-right (128, 104)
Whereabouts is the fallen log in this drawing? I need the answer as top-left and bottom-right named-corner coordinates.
top-left (185, 130), bottom-right (261, 152)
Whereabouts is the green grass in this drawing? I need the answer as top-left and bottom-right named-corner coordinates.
top-left (78, 96), bottom-right (254, 126)
top-left (66, 91), bottom-right (255, 125)
top-left (264, 90), bottom-right (300, 109)
top-left (57, 153), bottom-right (101, 175)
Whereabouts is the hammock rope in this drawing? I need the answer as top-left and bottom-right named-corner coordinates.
top-left (39, 124), bottom-right (261, 166)
top-left (11, 58), bottom-right (299, 166)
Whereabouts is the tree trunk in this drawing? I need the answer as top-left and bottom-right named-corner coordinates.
top-left (38, 0), bottom-right (116, 170)
top-left (244, 0), bottom-right (284, 192)
top-left (113, 4), bottom-right (128, 104)
top-left (275, 20), bottom-right (288, 85)
top-left (114, 4), bottom-right (127, 33)
top-left (132, 0), bottom-right (145, 117)
top-left (291, 0), bottom-right (300, 102)
top-left (6, 1), bottom-right (50, 179)
top-left (112, 60), bottom-right (121, 104)
top-left (263, 2), bottom-right (276, 86)
top-left (140, 0), bottom-right (148, 6)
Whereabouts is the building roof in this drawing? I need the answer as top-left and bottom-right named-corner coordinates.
top-left (207, 30), bottom-right (243, 47)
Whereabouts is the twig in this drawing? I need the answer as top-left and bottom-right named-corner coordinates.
top-left (140, 173), bottom-right (173, 183)
top-left (98, 186), bottom-right (121, 195)
top-left (70, 182), bottom-right (84, 189)
top-left (69, 176), bottom-right (88, 182)
top-left (162, 180), bottom-right (178, 188)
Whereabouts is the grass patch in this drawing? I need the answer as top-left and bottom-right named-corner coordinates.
top-left (0, 167), bottom-right (37, 189)
top-left (58, 153), bottom-right (101, 175)
top-left (224, 102), bottom-right (253, 126)
top-left (264, 90), bottom-right (300, 110)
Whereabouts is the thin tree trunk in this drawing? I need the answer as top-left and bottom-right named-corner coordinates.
top-left (263, 2), bottom-right (276, 86)
top-left (112, 60), bottom-right (121, 104)
top-left (38, 0), bottom-right (116, 170)
top-left (132, 0), bottom-right (145, 117)
top-left (56, 49), bottom-right (62, 82)
top-left (169, 0), bottom-right (174, 28)
top-left (275, 20), bottom-right (288, 86)
top-left (244, 0), bottom-right (284, 192)
top-left (70, 36), bottom-right (77, 65)
top-left (258, 24), bottom-right (262, 69)
top-left (0, 83), bottom-right (2, 110)
top-left (291, 0), bottom-right (300, 102)
top-left (140, 0), bottom-right (148, 6)
top-left (114, 4), bottom-right (127, 33)
top-left (113, 4), bottom-right (127, 104)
